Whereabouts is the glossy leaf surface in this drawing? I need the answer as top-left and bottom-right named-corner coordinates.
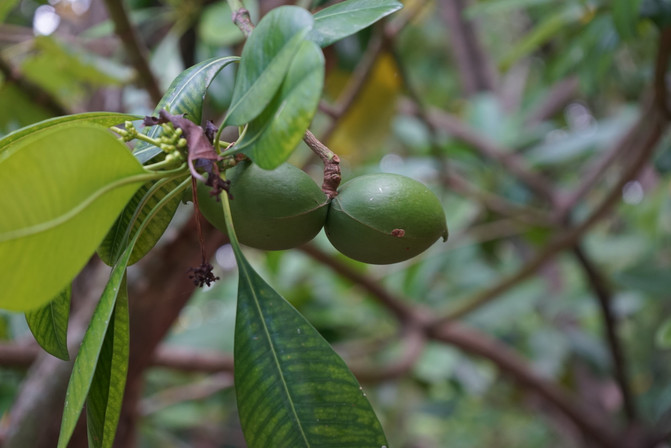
top-left (98, 176), bottom-right (188, 266)
top-left (0, 125), bottom-right (148, 311)
top-left (25, 287), bottom-right (71, 360)
top-left (134, 56), bottom-right (238, 164)
top-left (235, 40), bottom-right (324, 169)
top-left (0, 112), bottom-right (138, 154)
top-left (86, 275), bottom-right (129, 448)
top-left (310, 0), bottom-right (402, 47)
top-left (222, 6), bottom-right (313, 127)
top-left (57, 244), bottom-right (133, 448)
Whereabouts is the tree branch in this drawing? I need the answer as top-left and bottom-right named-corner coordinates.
top-left (572, 245), bottom-right (637, 422)
top-left (102, 0), bottom-right (162, 104)
top-left (0, 55), bottom-right (70, 116)
top-left (439, 0), bottom-right (497, 95)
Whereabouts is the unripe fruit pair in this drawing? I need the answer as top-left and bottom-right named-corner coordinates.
top-left (197, 162), bottom-right (448, 264)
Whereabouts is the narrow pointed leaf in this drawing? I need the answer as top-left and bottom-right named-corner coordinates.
top-left (0, 112), bottom-right (139, 154)
top-left (0, 125), bottom-right (148, 312)
top-left (86, 275), bottom-right (129, 448)
top-left (25, 286), bottom-right (71, 360)
top-left (222, 6), bottom-right (314, 127)
top-left (57, 244), bottom-right (133, 448)
top-left (134, 56), bottom-right (238, 164)
top-left (235, 40), bottom-right (324, 169)
top-left (310, 0), bottom-right (403, 47)
top-left (233, 253), bottom-right (388, 448)
top-left (97, 175), bottom-right (187, 266)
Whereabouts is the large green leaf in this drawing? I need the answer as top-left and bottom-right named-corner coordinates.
top-left (222, 6), bottom-right (314, 127)
top-left (57, 173), bottom-right (187, 448)
top-left (97, 175), bottom-right (188, 266)
top-left (57, 245), bottom-right (133, 448)
top-left (0, 112), bottom-right (139, 154)
top-left (134, 56), bottom-right (239, 164)
top-left (613, 0), bottom-right (642, 40)
top-left (0, 0), bottom-right (19, 23)
top-left (218, 188), bottom-right (387, 447)
top-left (0, 125), bottom-right (151, 312)
top-left (86, 275), bottom-right (129, 448)
top-left (25, 287), bottom-right (71, 360)
top-left (309, 0), bottom-right (403, 47)
top-left (234, 40), bottom-right (324, 169)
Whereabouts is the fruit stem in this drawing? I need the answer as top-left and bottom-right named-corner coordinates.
top-left (303, 130), bottom-right (341, 199)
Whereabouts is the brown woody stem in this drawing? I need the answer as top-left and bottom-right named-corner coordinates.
top-left (303, 130), bottom-right (341, 199)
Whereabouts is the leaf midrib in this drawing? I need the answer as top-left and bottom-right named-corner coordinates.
top-left (237, 257), bottom-right (311, 447)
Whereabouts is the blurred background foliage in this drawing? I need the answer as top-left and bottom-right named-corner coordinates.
top-left (1, 0), bottom-right (671, 447)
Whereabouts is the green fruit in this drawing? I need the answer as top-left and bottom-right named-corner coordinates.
top-left (197, 162), bottom-right (329, 250)
top-left (325, 173), bottom-right (448, 264)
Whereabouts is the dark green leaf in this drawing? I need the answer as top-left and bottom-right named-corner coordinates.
top-left (613, 0), bottom-right (642, 40)
top-left (0, 112), bottom-right (139, 154)
top-left (310, 0), bottom-right (403, 47)
top-left (656, 318), bottom-right (671, 349)
top-left (222, 6), bottom-right (314, 127)
top-left (56, 244), bottom-right (133, 448)
top-left (235, 40), bottom-right (324, 169)
top-left (86, 275), bottom-right (129, 448)
top-left (97, 176), bottom-right (188, 266)
top-left (134, 56), bottom-right (239, 164)
top-left (0, 125), bottom-right (150, 312)
top-left (25, 287), bottom-right (71, 360)
top-left (233, 251), bottom-right (388, 448)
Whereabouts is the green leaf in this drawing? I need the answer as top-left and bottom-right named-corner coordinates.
top-left (0, 0), bottom-right (19, 23)
top-left (57, 245), bottom-right (133, 448)
top-left (0, 112), bottom-right (139, 154)
top-left (309, 0), bottom-right (403, 47)
top-left (86, 275), bottom-right (129, 448)
top-left (222, 6), bottom-right (314, 127)
top-left (25, 287), bottom-right (71, 360)
top-left (0, 125), bottom-right (149, 312)
top-left (233, 253), bottom-right (388, 447)
top-left (499, 7), bottom-right (580, 71)
top-left (235, 40), bottom-right (324, 169)
top-left (656, 318), bottom-right (671, 349)
top-left (134, 56), bottom-right (239, 164)
top-left (97, 176), bottom-right (188, 266)
top-left (613, 0), bottom-right (642, 40)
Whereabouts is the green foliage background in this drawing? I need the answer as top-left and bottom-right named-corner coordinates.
top-left (1, 0), bottom-right (671, 447)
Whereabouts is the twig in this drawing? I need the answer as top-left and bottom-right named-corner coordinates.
top-left (572, 245), bottom-right (637, 422)
top-left (401, 100), bottom-right (557, 203)
top-left (0, 55), bottom-right (69, 116)
top-left (429, 323), bottom-right (620, 447)
top-left (319, 27), bottom-right (386, 143)
top-left (431, 103), bottom-right (666, 324)
top-left (102, 0), bottom-right (162, 104)
top-left (227, 0), bottom-right (254, 38)
top-left (654, 29), bottom-right (671, 119)
top-left (525, 76), bottom-right (580, 126)
top-left (298, 244), bottom-right (427, 324)
top-left (439, 0), bottom-right (496, 95)
top-left (303, 130), bottom-right (341, 198)
top-left (140, 372), bottom-right (234, 416)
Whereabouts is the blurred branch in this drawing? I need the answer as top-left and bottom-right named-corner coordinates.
top-left (525, 76), bottom-right (580, 126)
top-left (439, 0), bottom-right (496, 95)
top-left (654, 28), bottom-right (671, 119)
top-left (140, 372), bottom-right (234, 416)
top-left (572, 245), bottom-right (637, 422)
top-left (0, 55), bottom-right (70, 116)
top-left (319, 27), bottom-right (386, 143)
top-left (429, 323), bottom-right (620, 447)
top-left (102, 0), bottom-right (162, 104)
top-left (433, 102), bottom-right (666, 324)
top-left (297, 244), bottom-right (620, 447)
top-left (298, 245), bottom-right (424, 324)
top-left (401, 100), bottom-right (557, 202)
